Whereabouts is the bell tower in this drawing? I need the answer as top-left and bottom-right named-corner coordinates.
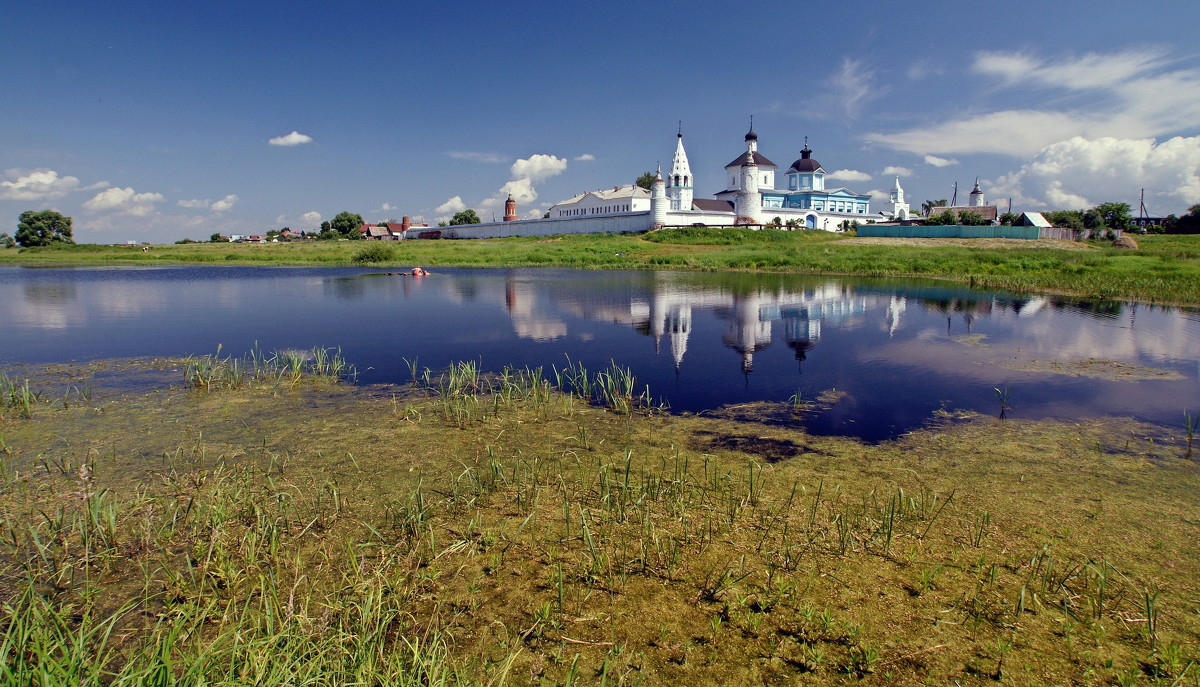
top-left (667, 123), bottom-right (693, 211)
top-left (503, 193), bottom-right (517, 222)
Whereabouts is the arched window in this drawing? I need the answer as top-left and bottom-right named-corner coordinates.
top-left (683, 176), bottom-right (689, 186)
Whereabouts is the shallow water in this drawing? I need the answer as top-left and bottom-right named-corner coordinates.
top-left (2, 265), bottom-right (1198, 441)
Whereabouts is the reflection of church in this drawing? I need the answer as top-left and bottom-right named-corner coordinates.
top-left (487, 272), bottom-right (890, 373)
top-left (639, 277), bottom-right (873, 373)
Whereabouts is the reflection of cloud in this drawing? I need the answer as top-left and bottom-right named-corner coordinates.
top-left (504, 280), bottom-right (567, 341)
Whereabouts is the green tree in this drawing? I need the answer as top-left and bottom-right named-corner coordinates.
top-left (1044, 210), bottom-right (1084, 230)
top-left (330, 211), bottom-right (364, 238)
top-left (320, 221), bottom-right (332, 233)
top-left (635, 172), bottom-right (657, 190)
top-left (1094, 202), bottom-right (1132, 232)
top-left (928, 210), bottom-right (957, 225)
top-left (770, 216), bottom-right (783, 228)
top-left (15, 210), bottom-right (74, 247)
top-left (209, 232), bottom-right (225, 243)
top-left (1083, 209), bottom-right (1104, 230)
top-left (0, 233), bottom-right (15, 248)
top-left (958, 210), bottom-right (988, 226)
top-left (1175, 204), bottom-right (1200, 234)
top-left (999, 211), bottom-right (1019, 226)
top-left (449, 209), bottom-right (481, 226)
top-left (921, 199), bottom-right (947, 216)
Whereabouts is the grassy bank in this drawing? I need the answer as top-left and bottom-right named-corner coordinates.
top-left (2, 230), bottom-right (1199, 304)
top-left (1, 355), bottom-right (1197, 684)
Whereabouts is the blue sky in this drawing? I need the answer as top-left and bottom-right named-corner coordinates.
top-left (4, 0), bottom-right (1199, 243)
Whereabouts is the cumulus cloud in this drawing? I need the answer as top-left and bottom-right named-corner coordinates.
top-left (991, 136), bottom-right (1200, 212)
top-left (575, 154), bottom-right (595, 161)
top-left (510, 154), bottom-right (568, 183)
top-left (82, 187), bottom-right (165, 216)
top-left (210, 194), bottom-right (238, 212)
top-left (826, 169), bottom-right (872, 182)
top-left (882, 166), bottom-right (913, 176)
top-left (379, 202), bottom-right (395, 211)
top-left (268, 131), bottom-right (313, 146)
top-left (1, 169), bottom-right (80, 201)
top-left (177, 199), bottom-right (208, 209)
top-left (924, 155), bottom-right (958, 167)
top-left (448, 151), bottom-right (505, 163)
top-left (865, 48), bottom-right (1200, 157)
top-left (867, 189), bottom-right (891, 203)
top-left (436, 196), bottom-right (467, 215)
top-left (301, 211), bottom-right (322, 225)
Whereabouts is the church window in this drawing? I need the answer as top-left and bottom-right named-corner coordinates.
top-left (683, 176), bottom-right (689, 186)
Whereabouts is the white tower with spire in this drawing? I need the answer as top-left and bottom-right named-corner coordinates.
top-left (889, 176), bottom-right (909, 220)
top-left (969, 178), bottom-right (984, 207)
top-left (735, 124), bottom-right (762, 226)
top-left (650, 165), bottom-right (667, 230)
top-left (667, 124), bottom-right (693, 212)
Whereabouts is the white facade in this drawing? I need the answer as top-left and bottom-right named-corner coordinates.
top-left (547, 184), bottom-right (650, 218)
top-left (969, 178), bottom-right (984, 207)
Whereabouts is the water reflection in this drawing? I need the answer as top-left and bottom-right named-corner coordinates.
top-left (1, 265), bottom-right (1197, 441)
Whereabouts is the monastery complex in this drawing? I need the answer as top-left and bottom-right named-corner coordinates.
top-left (415, 126), bottom-right (901, 240)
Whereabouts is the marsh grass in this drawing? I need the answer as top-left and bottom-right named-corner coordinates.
top-left (0, 359), bottom-right (1197, 684)
top-left (184, 344), bottom-right (355, 390)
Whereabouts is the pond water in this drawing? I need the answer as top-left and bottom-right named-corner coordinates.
top-left (1, 265), bottom-right (1198, 441)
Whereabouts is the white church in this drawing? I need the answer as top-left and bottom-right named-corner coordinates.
top-left (418, 126), bottom-right (879, 239)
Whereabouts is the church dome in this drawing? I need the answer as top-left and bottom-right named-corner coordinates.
top-left (789, 145), bottom-right (821, 173)
top-left (744, 127), bottom-right (758, 142)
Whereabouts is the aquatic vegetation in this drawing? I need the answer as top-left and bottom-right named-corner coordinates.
top-left (184, 344), bottom-right (355, 390)
top-left (0, 359), bottom-right (1197, 684)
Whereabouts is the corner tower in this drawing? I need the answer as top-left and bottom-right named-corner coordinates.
top-left (667, 125), bottom-right (693, 211)
top-left (969, 178), bottom-right (984, 207)
top-left (650, 166), bottom-right (667, 230)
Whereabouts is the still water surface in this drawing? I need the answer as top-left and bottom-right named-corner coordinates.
top-left (2, 265), bottom-right (1197, 441)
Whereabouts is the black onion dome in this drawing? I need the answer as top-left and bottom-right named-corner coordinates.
top-left (745, 127), bottom-right (758, 142)
top-left (789, 145), bottom-right (822, 173)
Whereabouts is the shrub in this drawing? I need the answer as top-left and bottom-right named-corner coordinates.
top-left (351, 242), bottom-right (395, 264)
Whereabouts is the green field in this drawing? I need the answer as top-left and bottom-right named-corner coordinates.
top-left (3, 230), bottom-right (1199, 305)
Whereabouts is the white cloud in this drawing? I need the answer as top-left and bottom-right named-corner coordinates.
top-left (867, 189), bottom-right (891, 203)
top-left (379, 202), bottom-right (395, 211)
top-left (1, 169), bottom-right (80, 201)
top-left (268, 131), bottom-right (313, 146)
top-left (275, 215), bottom-right (287, 224)
top-left (502, 178), bottom-right (539, 205)
top-left (436, 196), bottom-right (467, 215)
top-left (82, 187), bottom-right (165, 216)
top-left (448, 151), bottom-right (505, 163)
top-left (575, 153), bottom-right (596, 161)
top-left (905, 58), bottom-right (943, 81)
top-left (177, 194), bottom-right (238, 212)
top-left (865, 48), bottom-right (1200, 157)
top-left (824, 58), bottom-right (880, 120)
top-left (826, 169), bottom-right (872, 182)
top-left (510, 154), bottom-right (567, 183)
top-left (882, 166), bottom-right (913, 176)
top-left (210, 194), bottom-right (238, 212)
top-left (991, 135), bottom-right (1200, 212)
top-left (301, 211), bottom-right (322, 225)
top-left (83, 181), bottom-right (110, 191)
top-left (924, 155), bottom-right (958, 167)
